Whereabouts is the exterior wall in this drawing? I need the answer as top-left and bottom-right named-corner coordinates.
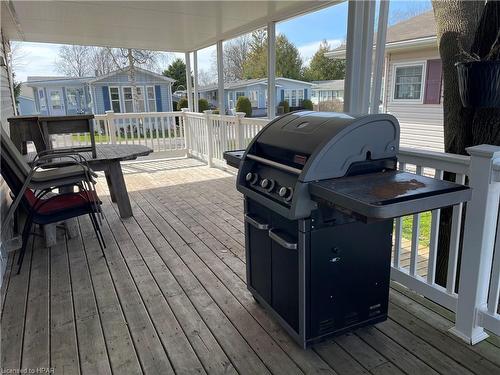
top-left (0, 31), bottom-right (17, 286)
top-left (384, 47), bottom-right (444, 152)
top-left (91, 70), bottom-right (173, 114)
top-left (18, 96), bottom-right (36, 115)
top-left (201, 79), bottom-right (312, 113)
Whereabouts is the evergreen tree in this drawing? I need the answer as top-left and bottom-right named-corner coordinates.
top-left (303, 40), bottom-right (346, 81)
top-left (163, 58), bottom-right (188, 92)
top-left (242, 30), bottom-right (303, 79)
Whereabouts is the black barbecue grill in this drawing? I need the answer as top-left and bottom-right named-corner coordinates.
top-left (223, 111), bottom-right (470, 348)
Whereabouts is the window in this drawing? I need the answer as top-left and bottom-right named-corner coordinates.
top-left (393, 64), bottom-right (424, 101)
top-left (284, 90), bottom-right (291, 106)
top-left (249, 90), bottom-right (258, 107)
top-left (38, 89), bottom-right (46, 110)
top-left (283, 89), bottom-right (304, 107)
top-left (50, 90), bottom-right (62, 110)
top-left (236, 91), bottom-right (245, 98)
top-left (122, 87), bottom-right (134, 112)
top-left (66, 88), bottom-right (78, 107)
top-left (135, 87), bottom-right (146, 112)
top-left (298, 89), bottom-right (304, 106)
top-left (109, 87), bottom-right (121, 113)
top-left (147, 86), bottom-right (156, 112)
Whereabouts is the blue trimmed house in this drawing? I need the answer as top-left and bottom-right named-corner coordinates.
top-left (199, 77), bottom-right (313, 116)
top-left (26, 67), bottom-right (175, 116)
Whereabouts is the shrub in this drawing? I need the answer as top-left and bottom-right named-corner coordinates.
top-left (236, 96), bottom-right (252, 117)
top-left (279, 100), bottom-right (290, 113)
top-left (177, 97), bottom-right (188, 111)
top-left (302, 99), bottom-right (313, 110)
top-left (212, 109), bottom-right (220, 114)
top-left (198, 98), bottom-right (209, 113)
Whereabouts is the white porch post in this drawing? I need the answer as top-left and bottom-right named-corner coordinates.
top-left (185, 52), bottom-right (193, 111)
top-left (267, 21), bottom-right (276, 119)
top-left (370, 0), bottom-right (389, 114)
top-left (217, 40), bottom-right (225, 114)
top-left (450, 145), bottom-right (500, 344)
top-left (344, 0), bottom-right (376, 113)
top-left (193, 50), bottom-right (199, 112)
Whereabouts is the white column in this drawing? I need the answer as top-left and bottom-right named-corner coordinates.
top-left (185, 52), bottom-right (193, 111)
top-left (267, 21), bottom-right (276, 119)
top-left (344, 0), bottom-right (376, 114)
top-left (360, 0), bottom-right (376, 112)
top-left (193, 50), bottom-right (199, 112)
top-left (217, 40), bottom-right (225, 114)
top-left (370, 0), bottom-right (389, 114)
top-left (450, 145), bottom-right (500, 344)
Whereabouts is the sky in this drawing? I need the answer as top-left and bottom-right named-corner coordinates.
top-left (12, 0), bottom-right (432, 82)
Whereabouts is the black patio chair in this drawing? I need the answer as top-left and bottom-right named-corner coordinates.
top-left (1, 150), bottom-right (105, 273)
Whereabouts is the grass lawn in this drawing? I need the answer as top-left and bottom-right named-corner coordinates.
top-left (401, 211), bottom-right (431, 247)
top-left (70, 133), bottom-right (182, 143)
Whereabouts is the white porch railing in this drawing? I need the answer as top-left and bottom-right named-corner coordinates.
top-left (52, 111), bottom-right (187, 157)
top-left (53, 109), bottom-right (500, 344)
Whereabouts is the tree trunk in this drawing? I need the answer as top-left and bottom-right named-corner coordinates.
top-left (432, 1), bottom-right (500, 286)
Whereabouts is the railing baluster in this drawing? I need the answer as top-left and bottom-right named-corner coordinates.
top-left (410, 165), bottom-right (423, 276)
top-left (446, 173), bottom-right (466, 294)
top-left (427, 169), bottom-right (444, 284)
top-left (393, 161), bottom-right (406, 269)
top-left (488, 220), bottom-right (500, 315)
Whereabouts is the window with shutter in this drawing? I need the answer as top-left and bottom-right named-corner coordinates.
top-left (424, 59), bottom-right (443, 105)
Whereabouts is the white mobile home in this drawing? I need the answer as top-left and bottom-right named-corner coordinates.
top-left (326, 11), bottom-right (443, 152)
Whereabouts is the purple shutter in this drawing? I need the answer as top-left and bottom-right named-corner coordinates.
top-left (424, 59), bottom-right (442, 104)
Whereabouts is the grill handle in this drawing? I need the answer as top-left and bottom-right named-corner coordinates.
top-left (268, 229), bottom-right (298, 250)
top-left (244, 214), bottom-right (269, 230)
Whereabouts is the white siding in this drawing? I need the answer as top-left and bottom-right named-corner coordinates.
top-left (384, 48), bottom-right (444, 152)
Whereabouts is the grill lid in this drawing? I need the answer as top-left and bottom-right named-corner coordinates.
top-left (247, 111), bottom-right (400, 182)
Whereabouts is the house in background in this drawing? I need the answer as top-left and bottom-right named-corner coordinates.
top-left (27, 67), bottom-right (175, 116)
top-left (310, 80), bottom-right (344, 105)
top-left (17, 83), bottom-right (36, 115)
top-left (326, 11), bottom-right (443, 152)
top-left (199, 77), bottom-right (313, 116)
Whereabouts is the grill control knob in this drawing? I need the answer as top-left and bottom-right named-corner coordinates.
top-left (246, 172), bottom-right (259, 185)
top-left (260, 178), bottom-right (275, 192)
top-left (279, 187), bottom-right (293, 201)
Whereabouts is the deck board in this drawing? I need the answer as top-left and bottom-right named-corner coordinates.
top-left (2, 158), bottom-right (499, 375)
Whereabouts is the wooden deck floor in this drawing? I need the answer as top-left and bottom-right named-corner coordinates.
top-left (2, 158), bottom-right (500, 375)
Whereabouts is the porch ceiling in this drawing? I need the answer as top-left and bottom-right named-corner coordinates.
top-left (2, 0), bottom-right (337, 52)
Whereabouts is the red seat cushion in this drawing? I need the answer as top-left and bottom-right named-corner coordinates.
top-left (24, 189), bottom-right (100, 214)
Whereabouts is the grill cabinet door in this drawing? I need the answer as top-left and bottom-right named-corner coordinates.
top-left (270, 214), bottom-right (299, 333)
top-left (245, 199), bottom-right (273, 305)
top-left (247, 219), bottom-right (272, 304)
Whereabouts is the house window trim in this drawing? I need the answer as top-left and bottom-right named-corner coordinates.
top-left (146, 85), bottom-right (156, 112)
top-left (391, 61), bottom-right (426, 104)
top-left (38, 88), bottom-right (47, 110)
top-left (109, 86), bottom-right (122, 113)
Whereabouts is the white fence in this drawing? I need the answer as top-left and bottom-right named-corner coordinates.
top-left (52, 111), bottom-right (187, 157)
top-left (54, 109), bottom-right (500, 344)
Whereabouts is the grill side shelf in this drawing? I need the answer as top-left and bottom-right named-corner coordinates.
top-left (309, 171), bottom-right (472, 219)
top-left (223, 150), bottom-right (246, 168)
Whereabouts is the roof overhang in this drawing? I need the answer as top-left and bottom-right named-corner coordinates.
top-left (2, 0), bottom-right (338, 52)
top-left (325, 36), bottom-right (438, 59)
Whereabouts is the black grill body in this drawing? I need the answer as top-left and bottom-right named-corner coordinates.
top-left (224, 111), bottom-right (471, 348)
top-left (245, 199), bottom-right (393, 347)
